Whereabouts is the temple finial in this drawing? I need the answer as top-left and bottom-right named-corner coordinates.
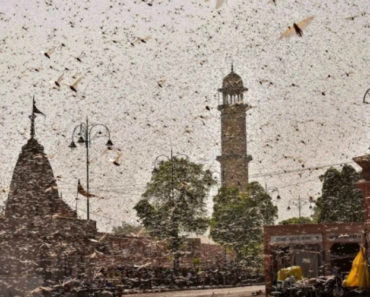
top-left (29, 96), bottom-right (36, 139)
top-left (29, 96), bottom-right (46, 139)
top-left (231, 62), bottom-right (234, 73)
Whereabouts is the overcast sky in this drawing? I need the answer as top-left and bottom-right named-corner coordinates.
top-left (0, 0), bottom-right (369, 231)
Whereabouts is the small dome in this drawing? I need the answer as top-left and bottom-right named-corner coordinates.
top-left (218, 67), bottom-right (248, 96)
top-left (222, 71), bottom-right (244, 89)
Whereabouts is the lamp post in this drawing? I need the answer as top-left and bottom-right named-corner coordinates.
top-left (69, 117), bottom-right (113, 220)
top-left (153, 149), bottom-right (189, 200)
top-left (153, 149), bottom-right (189, 273)
top-left (287, 196), bottom-right (314, 218)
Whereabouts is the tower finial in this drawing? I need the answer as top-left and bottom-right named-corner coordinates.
top-left (231, 62), bottom-right (234, 72)
top-left (30, 96), bottom-right (36, 139)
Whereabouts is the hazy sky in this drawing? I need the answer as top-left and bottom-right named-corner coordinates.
top-left (0, 0), bottom-right (369, 231)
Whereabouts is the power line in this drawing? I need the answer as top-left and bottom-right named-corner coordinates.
top-left (54, 160), bottom-right (356, 202)
top-left (278, 178), bottom-right (318, 190)
top-left (250, 161), bottom-right (354, 178)
top-left (60, 160), bottom-right (354, 191)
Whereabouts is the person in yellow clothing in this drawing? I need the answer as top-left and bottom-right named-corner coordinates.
top-left (343, 246), bottom-right (370, 290)
top-left (277, 266), bottom-right (303, 282)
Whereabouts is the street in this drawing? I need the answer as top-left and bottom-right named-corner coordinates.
top-left (124, 285), bottom-right (265, 297)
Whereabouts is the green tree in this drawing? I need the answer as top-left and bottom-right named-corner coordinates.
top-left (112, 222), bottom-right (142, 235)
top-left (279, 217), bottom-right (313, 225)
top-left (134, 157), bottom-right (216, 272)
top-left (210, 182), bottom-right (278, 267)
top-left (314, 164), bottom-right (363, 223)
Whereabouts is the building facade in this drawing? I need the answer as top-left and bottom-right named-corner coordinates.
top-left (264, 153), bottom-right (370, 294)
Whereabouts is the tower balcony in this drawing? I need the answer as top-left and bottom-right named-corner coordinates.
top-left (216, 154), bottom-right (253, 162)
top-left (217, 102), bottom-right (250, 112)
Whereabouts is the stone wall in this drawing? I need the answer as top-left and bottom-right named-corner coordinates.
top-left (94, 234), bottom-right (225, 271)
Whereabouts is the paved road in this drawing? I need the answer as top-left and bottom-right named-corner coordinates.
top-left (124, 285), bottom-right (265, 297)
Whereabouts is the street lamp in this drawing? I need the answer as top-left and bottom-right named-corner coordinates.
top-left (363, 88), bottom-right (370, 104)
top-left (153, 149), bottom-right (189, 200)
top-left (286, 196), bottom-right (314, 218)
top-left (264, 185), bottom-right (280, 225)
top-left (153, 149), bottom-right (189, 273)
top-left (265, 185), bottom-right (281, 200)
top-left (69, 117), bottom-right (113, 220)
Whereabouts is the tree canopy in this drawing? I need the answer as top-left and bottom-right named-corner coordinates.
top-left (279, 217), bottom-right (313, 225)
top-left (134, 157), bottom-right (216, 271)
top-left (112, 222), bottom-right (143, 236)
top-left (314, 164), bottom-right (363, 223)
top-left (210, 182), bottom-right (278, 267)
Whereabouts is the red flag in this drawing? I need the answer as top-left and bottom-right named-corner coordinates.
top-left (77, 179), bottom-right (95, 198)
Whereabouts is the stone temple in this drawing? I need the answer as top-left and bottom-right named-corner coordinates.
top-left (0, 102), bottom-right (97, 296)
top-left (0, 101), bottom-right (228, 296)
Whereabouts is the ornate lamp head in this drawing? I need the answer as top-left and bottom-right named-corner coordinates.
top-left (69, 141), bottom-right (77, 148)
top-left (77, 136), bottom-right (85, 144)
top-left (106, 139), bottom-right (113, 149)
